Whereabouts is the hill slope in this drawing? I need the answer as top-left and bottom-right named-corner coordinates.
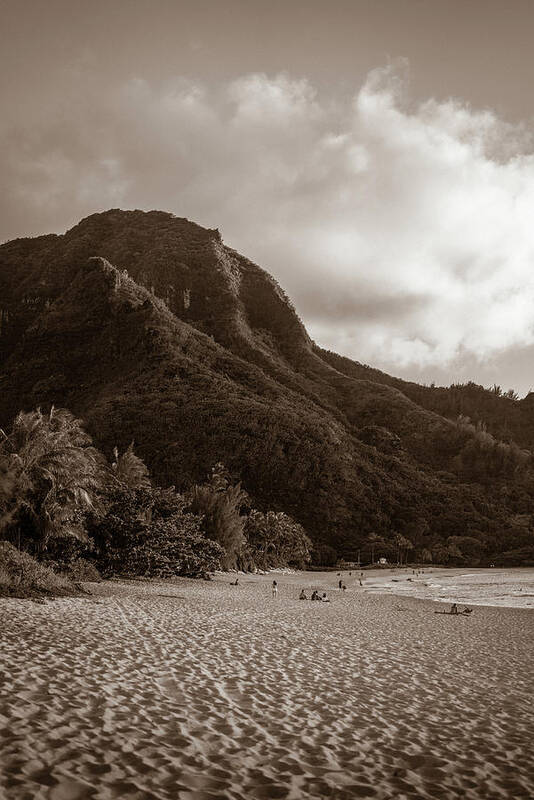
top-left (1, 209), bottom-right (533, 563)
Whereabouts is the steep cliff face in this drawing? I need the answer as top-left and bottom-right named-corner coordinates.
top-left (0, 210), bottom-right (532, 558)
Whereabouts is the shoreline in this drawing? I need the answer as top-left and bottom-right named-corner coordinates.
top-left (356, 566), bottom-right (534, 609)
top-left (223, 566), bottom-right (534, 610)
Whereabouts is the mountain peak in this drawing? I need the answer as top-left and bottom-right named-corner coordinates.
top-left (1, 209), bottom-right (532, 562)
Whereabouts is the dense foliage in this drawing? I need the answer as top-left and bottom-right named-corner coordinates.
top-left (0, 407), bottom-right (103, 551)
top-left (88, 486), bottom-right (224, 578)
top-left (0, 407), bottom-right (316, 584)
top-left (0, 541), bottom-right (78, 598)
top-left (242, 510), bottom-right (312, 570)
top-left (189, 464), bottom-right (247, 570)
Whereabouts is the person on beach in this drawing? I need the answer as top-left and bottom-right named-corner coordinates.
top-left (311, 590), bottom-right (319, 601)
top-left (342, 583), bottom-right (347, 592)
top-left (230, 577), bottom-right (239, 586)
top-left (272, 580), bottom-right (278, 597)
top-left (321, 592), bottom-right (330, 602)
top-left (299, 589), bottom-right (307, 600)
top-left (338, 579), bottom-right (343, 589)
top-left (450, 603), bottom-right (458, 615)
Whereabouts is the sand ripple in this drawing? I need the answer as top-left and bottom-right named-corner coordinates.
top-left (1, 573), bottom-right (533, 799)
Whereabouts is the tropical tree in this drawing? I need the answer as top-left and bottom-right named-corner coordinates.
top-left (0, 407), bottom-right (104, 551)
top-left (243, 510), bottom-right (312, 570)
top-left (189, 463), bottom-right (247, 569)
top-left (394, 533), bottom-right (414, 565)
top-left (312, 543), bottom-right (338, 567)
top-left (420, 547), bottom-right (433, 564)
top-left (366, 532), bottom-right (386, 565)
top-left (111, 442), bottom-right (151, 489)
top-left (89, 485), bottom-right (223, 577)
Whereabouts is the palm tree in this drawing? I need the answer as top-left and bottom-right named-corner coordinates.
top-left (394, 534), bottom-right (414, 565)
top-left (367, 532), bottom-right (384, 565)
top-left (189, 465), bottom-right (248, 570)
top-left (111, 443), bottom-right (151, 489)
top-left (420, 547), bottom-right (433, 565)
top-left (0, 407), bottom-right (104, 550)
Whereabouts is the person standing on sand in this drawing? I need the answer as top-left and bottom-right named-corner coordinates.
top-left (338, 579), bottom-right (343, 589)
top-left (272, 580), bottom-right (278, 597)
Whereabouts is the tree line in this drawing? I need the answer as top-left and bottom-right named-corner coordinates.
top-left (0, 407), bottom-right (312, 580)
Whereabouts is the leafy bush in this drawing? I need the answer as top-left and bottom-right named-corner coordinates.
top-left (89, 485), bottom-right (223, 577)
top-left (0, 541), bottom-right (77, 597)
top-left (243, 510), bottom-right (312, 570)
top-left (62, 557), bottom-right (101, 582)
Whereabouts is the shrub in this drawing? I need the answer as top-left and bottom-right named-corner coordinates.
top-left (89, 486), bottom-right (223, 577)
top-left (243, 510), bottom-right (312, 570)
top-left (62, 558), bottom-right (101, 582)
top-left (0, 541), bottom-right (78, 598)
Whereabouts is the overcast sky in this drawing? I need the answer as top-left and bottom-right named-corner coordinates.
top-left (3, 0), bottom-right (534, 394)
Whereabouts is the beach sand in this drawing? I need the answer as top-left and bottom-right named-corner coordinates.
top-left (1, 571), bottom-right (533, 799)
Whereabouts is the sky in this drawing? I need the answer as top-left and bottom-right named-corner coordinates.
top-left (3, 0), bottom-right (534, 394)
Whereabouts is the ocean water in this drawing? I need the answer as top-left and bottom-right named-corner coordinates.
top-left (365, 568), bottom-right (534, 609)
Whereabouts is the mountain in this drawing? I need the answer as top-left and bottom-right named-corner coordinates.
top-left (1, 209), bottom-right (533, 564)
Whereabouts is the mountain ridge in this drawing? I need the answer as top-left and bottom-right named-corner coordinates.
top-left (1, 209), bottom-right (533, 563)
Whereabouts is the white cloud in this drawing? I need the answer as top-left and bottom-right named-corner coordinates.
top-left (3, 64), bottom-right (534, 391)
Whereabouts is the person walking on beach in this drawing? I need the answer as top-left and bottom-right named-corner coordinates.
top-left (272, 580), bottom-right (278, 597)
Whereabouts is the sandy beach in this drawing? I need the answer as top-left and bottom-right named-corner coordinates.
top-left (1, 571), bottom-right (533, 800)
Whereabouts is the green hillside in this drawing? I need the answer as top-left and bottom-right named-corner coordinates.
top-left (1, 209), bottom-right (533, 564)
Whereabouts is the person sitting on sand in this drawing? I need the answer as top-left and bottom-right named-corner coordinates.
top-left (230, 577), bottom-right (239, 586)
top-left (342, 583), bottom-right (347, 592)
top-left (272, 580), bottom-right (278, 597)
top-left (299, 589), bottom-right (307, 600)
top-left (450, 603), bottom-right (458, 615)
top-left (463, 607), bottom-right (473, 615)
top-left (321, 592), bottom-right (330, 603)
top-left (311, 590), bottom-right (319, 601)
